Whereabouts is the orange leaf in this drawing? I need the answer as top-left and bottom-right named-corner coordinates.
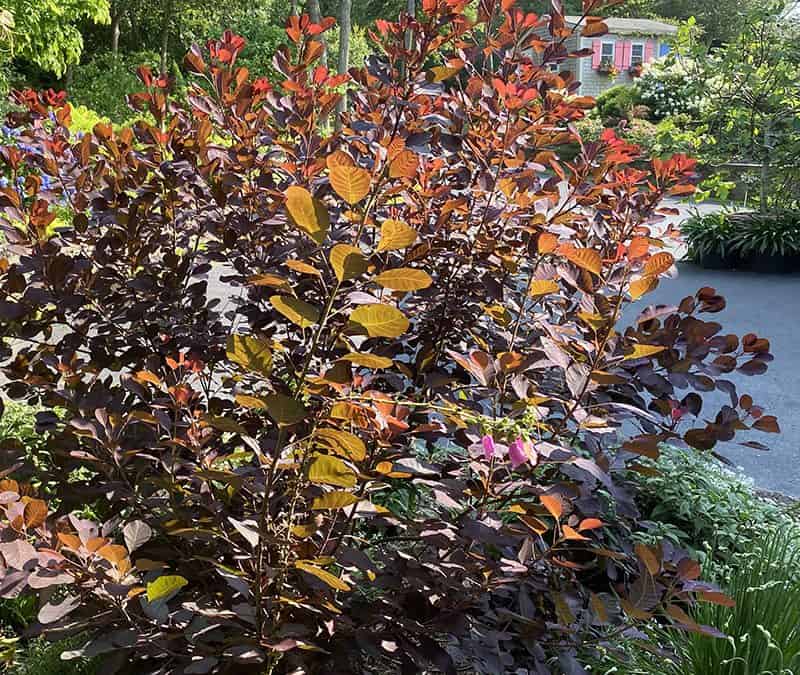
top-left (23, 499), bottom-right (48, 528)
top-left (389, 150), bottom-right (418, 179)
top-left (538, 232), bottom-right (558, 253)
top-left (699, 591), bottom-right (735, 607)
top-left (540, 494), bottom-right (563, 520)
top-left (563, 525), bottom-right (589, 541)
top-left (578, 518), bottom-right (604, 531)
top-left (635, 543), bottom-right (660, 575)
top-left (565, 247), bottom-right (602, 276)
top-left (325, 150), bottom-right (354, 171)
top-left (330, 165), bottom-right (371, 204)
top-left (581, 20), bottom-right (608, 37)
top-left (628, 237), bottom-right (650, 259)
top-left (644, 252), bottom-right (674, 277)
top-left (629, 276), bottom-right (658, 300)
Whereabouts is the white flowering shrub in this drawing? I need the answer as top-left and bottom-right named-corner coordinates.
top-left (636, 59), bottom-right (704, 120)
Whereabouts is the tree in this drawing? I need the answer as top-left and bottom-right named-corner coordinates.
top-left (2, 0), bottom-right (110, 77)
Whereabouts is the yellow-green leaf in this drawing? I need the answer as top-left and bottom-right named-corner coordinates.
top-left (629, 276), bottom-right (659, 300)
top-left (338, 352), bottom-right (394, 369)
top-left (528, 279), bottom-right (560, 297)
top-left (295, 560), bottom-right (351, 591)
top-left (377, 220), bottom-right (417, 251)
top-left (623, 344), bottom-right (666, 361)
top-left (430, 65), bottom-right (460, 82)
top-left (235, 393), bottom-right (268, 409)
top-left (348, 304), bottom-right (409, 338)
top-left (226, 334), bottom-right (273, 375)
top-left (329, 165), bottom-right (371, 205)
top-left (264, 393), bottom-right (307, 426)
top-left (285, 185), bottom-right (329, 244)
top-left (146, 575), bottom-right (188, 603)
top-left (330, 244), bottom-right (367, 282)
top-left (308, 453), bottom-right (357, 488)
top-left (246, 273), bottom-right (294, 294)
top-left (270, 295), bottom-right (320, 328)
top-left (311, 491), bottom-right (360, 510)
top-left (374, 268), bottom-right (432, 292)
top-left (315, 428), bottom-right (366, 461)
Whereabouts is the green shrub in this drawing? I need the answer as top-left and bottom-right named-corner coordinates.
top-left (627, 447), bottom-right (787, 570)
top-left (636, 59), bottom-right (705, 121)
top-left (730, 211), bottom-right (800, 258)
top-left (595, 85), bottom-right (644, 124)
top-left (69, 51), bottom-right (184, 122)
top-left (682, 209), bottom-right (741, 262)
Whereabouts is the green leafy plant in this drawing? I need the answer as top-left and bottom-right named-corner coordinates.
top-left (0, 2), bottom-right (777, 672)
top-left (730, 211), bottom-right (800, 258)
top-left (595, 84), bottom-right (644, 124)
top-left (628, 447), bottom-right (787, 570)
top-left (682, 209), bottom-right (740, 261)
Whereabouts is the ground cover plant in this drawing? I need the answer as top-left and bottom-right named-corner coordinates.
top-left (0, 1), bottom-right (779, 673)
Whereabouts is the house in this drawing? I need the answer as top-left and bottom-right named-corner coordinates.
top-left (550, 17), bottom-right (678, 97)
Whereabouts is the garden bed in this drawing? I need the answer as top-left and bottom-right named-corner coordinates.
top-left (684, 210), bottom-right (800, 273)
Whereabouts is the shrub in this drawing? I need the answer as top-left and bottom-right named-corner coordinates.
top-left (730, 211), bottom-right (800, 258)
top-left (595, 84), bottom-right (644, 124)
top-left (0, 3), bottom-right (777, 673)
top-left (627, 447), bottom-right (787, 570)
top-left (682, 209), bottom-right (740, 262)
top-left (69, 51), bottom-right (185, 122)
top-left (636, 59), bottom-right (704, 121)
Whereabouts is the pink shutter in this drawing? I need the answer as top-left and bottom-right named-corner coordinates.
top-left (645, 40), bottom-right (655, 62)
top-left (592, 40), bottom-right (602, 68)
top-left (623, 40), bottom-right (633, 68)
top-left (614, 41), bottom-right (625, 70)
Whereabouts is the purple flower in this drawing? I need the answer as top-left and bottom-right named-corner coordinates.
top-left (481, 435), bottom-right (496, 460)
top-left (508, 438), bottom-right (528, 469)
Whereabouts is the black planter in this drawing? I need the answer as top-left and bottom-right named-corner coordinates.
top-left (741, 252), bottom-right (800, 274)
top-left (695, 251), bottom-right (741, 270)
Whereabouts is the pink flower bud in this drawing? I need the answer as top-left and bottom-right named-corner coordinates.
top-left (481, 435), bottom-right (496, 460)
top-left (508, 437), bottom-right (528, 469)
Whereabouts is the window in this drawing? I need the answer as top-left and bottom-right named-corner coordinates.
top-left (601, 42), bottom-right (615, 62)
top-left (631, 43), bottom-right (645, 66)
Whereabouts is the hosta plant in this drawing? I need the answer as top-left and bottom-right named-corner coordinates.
top-left (0, 2), bottom-right (778, 673)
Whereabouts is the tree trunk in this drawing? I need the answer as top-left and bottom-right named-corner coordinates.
top-left (290, 0), bottom-right (299, 16)
top-left (160, 0), bottom-right (174, 74)
top-left (405, 0), bottom-right (415, 51)
top-left (308, 0), bottom-right (327, 70)
top-left (334, 0), bottom-right (351, 131)
top-left (111, 10), bottom-right (121, 58)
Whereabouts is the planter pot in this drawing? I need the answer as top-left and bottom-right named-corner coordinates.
top-left (695, 251), bottom-right (741, 270)
top-left (740, 252), bottom-right (800, 274)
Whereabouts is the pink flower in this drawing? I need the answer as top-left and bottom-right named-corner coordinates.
top-left (508, 437), bottom-right (528, 469)
top-left (481, 435), bottom-right (496, 460)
